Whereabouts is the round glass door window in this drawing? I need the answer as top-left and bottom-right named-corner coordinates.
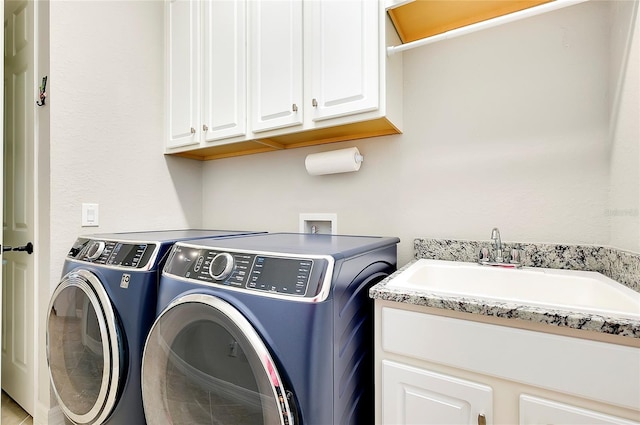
top-left (47, 270), bottom-right (123, 424)
top-left (142, 294), bottom-right (295, 425)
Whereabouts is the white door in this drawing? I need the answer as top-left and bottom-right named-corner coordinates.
top-left (3, 0), bottom-right (35, 415)
top-left (0, 0), bottom-right (3, 418)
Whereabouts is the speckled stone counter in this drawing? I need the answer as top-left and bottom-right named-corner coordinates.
top-left (369, 239), bottom-right (640, 339)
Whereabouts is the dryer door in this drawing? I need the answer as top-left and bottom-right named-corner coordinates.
top-left (142, 293), bottom-right (296, 425)
top-left (47, 269), bottom-right (124, 425)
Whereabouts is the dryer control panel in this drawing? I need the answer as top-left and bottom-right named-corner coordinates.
top-left (68, 238), bottom-right (157, 269)
top-left (164, 245), bottom-right (329, 299)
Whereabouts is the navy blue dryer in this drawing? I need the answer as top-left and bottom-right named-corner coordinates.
top-left (141, 233), bottom-right (399, 425)
top-left (46, 230), bottom-right (261, 425)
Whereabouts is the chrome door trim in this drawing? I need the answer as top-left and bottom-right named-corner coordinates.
top-left (46, 269), bottom-right (122, 424)
top-left (142, 293), bottom-right (295, 425)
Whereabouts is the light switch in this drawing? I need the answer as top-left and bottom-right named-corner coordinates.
top-left (82, 203), bottom-right (99, 227)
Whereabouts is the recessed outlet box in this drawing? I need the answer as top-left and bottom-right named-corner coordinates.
top-left (82, 203), bottom-right (99, 227)
top-left (299, 213), bottom-right (337, 235)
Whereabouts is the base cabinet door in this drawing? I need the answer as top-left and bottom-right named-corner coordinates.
top-left (520, 395), bottom-right (640, 425)
top-left (382, 360), bottom-right (493, 425)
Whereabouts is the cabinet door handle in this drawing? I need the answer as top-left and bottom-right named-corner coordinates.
top-left (312, 98), bottom-right (318, 107)
top-left (202, 124), bottom-right (208, 132)
top-left (478, 413), bottom-right (487, 425)
top-left (292, 103), bottom-right (298, 112)
top-left (190, 127), bottom-right (196, 134)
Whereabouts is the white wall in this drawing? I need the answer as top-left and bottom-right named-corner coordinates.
top-left (203, 0), bottom-right (623, 266)
top-left (48, 0), bottom-right (202, 285)
top-left (40, 0), bottom-right (202, 419)
top-left (609, 1), bottom-right (640, 252)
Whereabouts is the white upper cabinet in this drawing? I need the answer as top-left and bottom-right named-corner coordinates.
top-left (202, 0), bottom-right (246, 141)
top-left (249, 0), bottom-right (303, 133)
top-left (166, 0), bottom-right (246, 149)
top-left (307, 0), bottom-right (379, 122)
top-left (249, 0), bottom-right (378, 132)
top-left (166, 0), bottom-right (199, 149)
top-left (166, 0), bottom-right (402, 160)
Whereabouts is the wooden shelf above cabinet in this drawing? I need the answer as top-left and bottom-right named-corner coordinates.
top-left (168, 117), bottom-right (401, 161)
top-left (388, 0), bottom-right (553, 43)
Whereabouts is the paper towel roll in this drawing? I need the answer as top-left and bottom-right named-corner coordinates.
top-left (305, 147), bottom-right (364, 176)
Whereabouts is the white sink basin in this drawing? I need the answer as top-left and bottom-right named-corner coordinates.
top-left (388, 259), bottom-right (640, 319)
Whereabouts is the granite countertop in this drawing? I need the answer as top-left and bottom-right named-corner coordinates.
top-left (369, 239), bottom-right (640, 339)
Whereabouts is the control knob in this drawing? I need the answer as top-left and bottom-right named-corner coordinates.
top-left (209, 253), bottom-right (234, 280)
top-left (85, 241), bottom-right (106, 261)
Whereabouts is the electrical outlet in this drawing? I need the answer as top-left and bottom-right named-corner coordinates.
top-left (299, 213), bottom-right (337, 235)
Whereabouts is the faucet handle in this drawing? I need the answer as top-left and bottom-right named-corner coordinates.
top-left (478, 247), bottom-right (490, 263)
top-left (510, 248), bottom-right (521, 264)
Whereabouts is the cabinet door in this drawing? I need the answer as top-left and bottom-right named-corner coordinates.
top-left (167, 0), bottom-right (200, 148)
top-left (308, 0), bottom-right (379, 122)
top-left (520, 395), bottom-right (640, 425)
top-left (202, 0), bottom-right (246, 141)
top-left (383, 360), bottom-right (493, 425)
top-left (249, 0), bottom-right (303, 132)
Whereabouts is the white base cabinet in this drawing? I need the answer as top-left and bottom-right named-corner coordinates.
top-left (383, 360), bottom-right (492, 425)
top-left (520, 395), bottom-right (640, 425)
top-left (375, 301), bottom-right (640, 425)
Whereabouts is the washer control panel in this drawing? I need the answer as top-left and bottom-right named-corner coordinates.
top-left (68, 237), bottom-right (157, 269)
top-left (164, 245), bottom-right (327, 299)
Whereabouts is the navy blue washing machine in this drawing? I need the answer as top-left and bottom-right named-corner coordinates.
top-left (46, 230), bottom-right (263, 425)
top-left (141, 232), bottom-right (399, 425)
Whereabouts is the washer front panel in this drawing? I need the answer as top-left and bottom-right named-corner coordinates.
top-left (163, 244), bottom-right (334, 302)
top-left (66, 237), bottom-right (160, 271)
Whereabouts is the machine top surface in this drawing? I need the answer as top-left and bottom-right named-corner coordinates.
top-left (176, 232), bottom-right (400, 259)
top-left (81, 229), bottom-right (262, 243)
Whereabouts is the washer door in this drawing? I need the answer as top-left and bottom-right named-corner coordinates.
top-left (142, 293), bottom-right (296, 425)
top-left (47, 269), bottom-right (124, 425)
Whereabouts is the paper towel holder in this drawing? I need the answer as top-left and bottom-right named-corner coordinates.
top-left (305, 147), bottom-right (364, 176)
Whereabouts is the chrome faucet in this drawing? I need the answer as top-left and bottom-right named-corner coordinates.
top-left (478, 227), bottom-right (521, 268)
top-left (491, 227), bottom-right (503, 262)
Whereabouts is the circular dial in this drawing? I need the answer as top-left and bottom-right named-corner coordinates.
top-left (85, 241), bottom-right (106, 261)
top-left (209, 253), bottom-right (234, 280)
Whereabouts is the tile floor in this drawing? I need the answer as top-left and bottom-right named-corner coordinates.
top-left (1, 391), bottom-right (32, 425)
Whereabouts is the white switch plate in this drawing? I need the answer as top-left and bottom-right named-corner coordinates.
top-left (82, 203), bottom-right (99, 227)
